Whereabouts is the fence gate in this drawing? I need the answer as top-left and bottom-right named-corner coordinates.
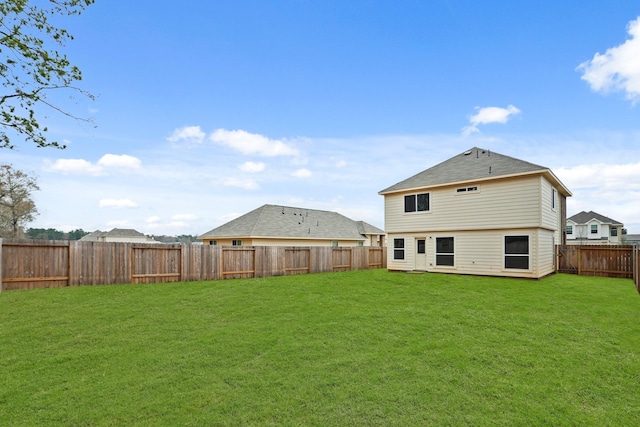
top-left (332, 248), bottom-right (352, 272)
top-left (285, 248), bottom-right (310, 275)
top-left (222, 247), bottom-right (256, 279)
top-left (131, 245), bottom-right (182, 284)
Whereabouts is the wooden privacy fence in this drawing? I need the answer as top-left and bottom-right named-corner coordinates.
top-left (0, 239), bottom-right (387, 291)
top-left (556, 244), bottom-right (640, 293)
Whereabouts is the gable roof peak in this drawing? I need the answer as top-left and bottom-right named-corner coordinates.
top-left (379, 147), bottom-right (570, 196)
top-left (568, 210), bottom-right (623, 225)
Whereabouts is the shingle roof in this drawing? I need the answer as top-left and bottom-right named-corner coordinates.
top-left (568, 211), bottom-right (623, 225)
top-left (79, 228), bottom-right (150, 241)
top-left (79, 230), bottom-right (105, 241)
top-left (198, 204), bottom-right (385, 240)
top-left (379, 147), bottom-right (571, 196)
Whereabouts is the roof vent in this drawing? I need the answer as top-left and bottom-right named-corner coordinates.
top-left (463, 150), bottom-right (472, 156)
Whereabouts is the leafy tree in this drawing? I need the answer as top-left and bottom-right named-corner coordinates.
top-left (25, 227), bottom-right (88, 240)
top-left (67, 228), bottom-right (88, 240)
top-left (1, 0), bottom-right (95, 150)
top-left (25, 227), bottom-right (64, 240)
top-left (0, 164), bottom-right (39, 237)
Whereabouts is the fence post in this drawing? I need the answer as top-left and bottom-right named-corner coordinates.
top-left (577, 245), bottom-right (581, 276)
top-left (633, 245), bottom-right (640, 293)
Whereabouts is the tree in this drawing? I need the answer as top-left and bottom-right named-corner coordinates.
top-left (67, 228), bottom-right (88, 240)
top-left (0, 164), bottom-right (39, 237)
top-left (1, 0), bottom-right (95, 150)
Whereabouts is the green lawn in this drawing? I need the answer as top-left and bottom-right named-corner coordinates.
top-left (1, 270), bottom-right (639, 426)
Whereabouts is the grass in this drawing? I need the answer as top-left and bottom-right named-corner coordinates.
top-left (1, 270), bottom-right (639, 426)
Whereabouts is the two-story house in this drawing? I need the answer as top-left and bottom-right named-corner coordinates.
top-left (379, 147), bottom-right (572, 279)
top-left (566, 211), bottom-right (624, 245)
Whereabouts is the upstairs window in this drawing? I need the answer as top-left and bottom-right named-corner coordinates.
top-left (404, 193), bottom-right (429, 213)
top-left (566, 225), bottom-right (573, 235)
top-left (611, 228), bottom-right (618, 237)
top-left (456, 186), bottom-right (478, 194)
top-left (552, 189), bottom-right (557, 210)
top-left (591, 225), bottom-right (598, 234)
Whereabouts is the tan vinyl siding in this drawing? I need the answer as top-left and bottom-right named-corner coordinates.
top-left (386, 234), bottom-right (415, 271)
top-left (540, 177), bottom-right (560, 232)
top-left (536, 229), bottom-right (556, 277)
top-left (201, 238), bottom-right (367, 247)
top-left (385, 176), bottom-right (543, 233)
top-left (252, 238), bottom-right (365, 247)
top-left (387, 228), bottom-right (551, 278)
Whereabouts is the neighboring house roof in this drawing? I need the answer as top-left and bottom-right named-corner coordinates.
top-left (624, 234), bottom-right (640, 243)
top-left (198, 204), bottom-right (385, 241)
top-left (567, 211), bottom-right (623, 226)
top-left (379, 147), bottom-right (572, 196)
top-left (79, 228), bottom-right (154, 241)
top-left (79, 230), bottom-right (105, 241)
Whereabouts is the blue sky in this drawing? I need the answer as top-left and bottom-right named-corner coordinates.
top-left (4, 0), bottom-right (640, 235)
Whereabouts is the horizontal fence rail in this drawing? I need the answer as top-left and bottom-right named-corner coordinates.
top-left (0, 239), bottom-right (387, 291)
top-left (556, 244), bottom-right (640, 293)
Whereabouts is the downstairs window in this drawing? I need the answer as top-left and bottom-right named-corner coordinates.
top-left (505, 235), bottom-right (529, 270)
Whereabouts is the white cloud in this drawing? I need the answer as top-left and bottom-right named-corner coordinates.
top-left (143, 214), bottom-right (198, 231)
top-left (462, 105), bottom-right (521, 136)
top-left (97, 154), bottom-right (141, 169)
top-left (167, 126), bottom-right (206, 144)
top-left (99, 199), bottom-right (139, 208)
top-left (210, 129), bottom-right (300, 157)
top-left (45, 154), bottom-right (141, 176)
top-left (292, 168), bottom-right (312, 178)
top-left (223, 177), bottom-right (260, 190)
top-left (172, 213), bottom-right (198, 221)
top-left (46, 158), bottom-right (103, 175)
top-left (239, 161), bottom-right (266, 173)
top-left (556, 161), bottom-right (640, 231)
top-left (555, 162), bottom-right (640, 191)
top-left (578, 16), bottom-right (640, 104)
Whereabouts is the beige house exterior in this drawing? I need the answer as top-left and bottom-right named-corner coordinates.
top-left (198, 204), bottom-right (385, 247)
top-left (566, 211), bottom-right (624, 245)
top-left (379, 147), bottom-right (572, 279)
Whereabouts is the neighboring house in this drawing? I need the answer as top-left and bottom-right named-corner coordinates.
top-left (378, 147), bottom-right (572, 279)
top-left (80, 228), bottom-right (159, 243)
top-left (198, 204), bottom-right (385, 247)
top-left (566, 211), bottom-right (624, 245)
top-left (623, 234), bottom-right (640, 245)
